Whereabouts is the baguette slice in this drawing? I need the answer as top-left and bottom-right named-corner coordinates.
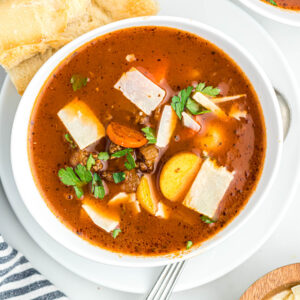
top-left (0, 0), bottom-right (158, 94)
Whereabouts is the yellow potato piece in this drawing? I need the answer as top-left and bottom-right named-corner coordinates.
top-left (199, 127), bottom-right (223, 151)
top-left (160, 152), bottom-right (202, 202)
top-left (136, 175), bottom-right (157, 215)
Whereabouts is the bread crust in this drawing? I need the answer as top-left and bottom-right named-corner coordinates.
top-left (0, 0), bottom-right (158, 94)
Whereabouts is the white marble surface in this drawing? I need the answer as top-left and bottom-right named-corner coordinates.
top-left (1, 1), bottom-right (300, 299)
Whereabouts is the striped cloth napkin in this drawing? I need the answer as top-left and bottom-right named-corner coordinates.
top-left (0, 235), bottom-right (67, 300)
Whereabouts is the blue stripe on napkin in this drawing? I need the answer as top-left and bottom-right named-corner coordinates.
top-left (0, 235), bottom-right (67, 300)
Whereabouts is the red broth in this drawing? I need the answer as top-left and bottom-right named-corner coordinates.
top-left (262, 0), bottom-right (300, 10)
top-left (28, 26), bottom-right (266, 256)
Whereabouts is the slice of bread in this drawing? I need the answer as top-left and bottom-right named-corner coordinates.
top-left (0, 0), bottom-right (158, 94)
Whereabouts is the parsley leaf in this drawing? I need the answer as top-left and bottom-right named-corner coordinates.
top-left (64, 133), bottom-right (76, 148)
top-left (70, 74), bottom-right (88, 91)
top-left (73, 186), bottom-right (84, 199)
top-left (58, 167), bottom-right (81, 186)
top-left (266, 0), bottom-right (277, 5)
top-left (86, 154), bottom-right (95, 171)
top-left (111, 148), bottom-right (133, 158)
top-left (112, 228), bottom-right (122, 239)
top-left (200, 215), bottom-right (216, 224)
top-left (98, 152), bottom-right (109, 161)
top-left (141, 127), bottom-right (157, 144)
top-left (171, 86), bottom-right (193, 119)
top-left (186, 241), bottom-right (193, 250)
top-left (186, 98), bottom-right (211, 115)
top-left (196, 82), bottom-right (220, 97)
top-left (113, 172), bottom-right (126, 183)
top-left (58, 166), bottom-right (87, 199)
top-left (75, 164), bottom-right (92, 184)
top-left (91, 173), bottom-right (105, 199)
top-left (125, 153), bottom-right (136, 170)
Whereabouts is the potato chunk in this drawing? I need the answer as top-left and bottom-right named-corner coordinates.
top-left (155, 202), bottom-right (171, 219)
top-left (156, 105), bottom-right (177, 148)
top-left (82, 202), bottom-right (119, 233)
top-left (183, 159), bottom-right (234, 219)
top-left (58, 98), bottom-right (105, 149)
top-left (198, 127), bottom-right (223, 151)
top-left (182, 112), bottom-right (201, 132)
top-left (193, 92), bottom-right (223, 114)
top-left (114, 67), bottom-right (166, 115)
top-left (108, 192), bottom-right (141, 215)
top-left (136, 175), bottom-right (158, 215)
top-left (160, 152), bottom-right (202, 202)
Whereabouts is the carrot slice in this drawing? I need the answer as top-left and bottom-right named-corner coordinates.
top-left (107, 122), bottom-right (147, 148)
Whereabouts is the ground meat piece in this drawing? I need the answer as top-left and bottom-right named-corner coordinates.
top-left (69, 150), bottom-right (89, 166)
top-left (135, 111), bottom-right (149, 125)
top-left (136, 161), bottom-right (148, 172)
top-left (69, 150), bottom-right (103, 171)
top-left (92, 157), bottom-right (103, 172)
top-left (108, 142), bottom-right (123, 155)
top-left (124, 170), bottom-right (140, 192)
top-left (101, 171), bottom-right (115, 182)
top-left (138, 145), bottom-right (159, 172)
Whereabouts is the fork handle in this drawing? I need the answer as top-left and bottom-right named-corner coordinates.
top-left (145, 260), bottom-right (186, 300)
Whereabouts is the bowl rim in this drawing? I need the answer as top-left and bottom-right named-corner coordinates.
top-left (237, 0), bottom-right (300, 27)
top-left (10, 15), bottom-right (283, 267)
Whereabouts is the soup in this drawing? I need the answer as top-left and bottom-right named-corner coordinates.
top-left (28, 26), bottom-right (266, 256)
top-left (262, 0), bottom-right (300, 10)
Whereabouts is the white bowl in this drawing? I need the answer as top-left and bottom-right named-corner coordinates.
top-left (11, 16), bottom-right (283, 267)
top-left (237, 0), bottom-right (300, 26)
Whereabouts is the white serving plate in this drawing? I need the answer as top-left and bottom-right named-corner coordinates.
top-left (0, 0), bottom-right (299, 294)
top-left (237, 0), bottom-right (300, 26)
top-left (10, 15), bottom-right (282, 267)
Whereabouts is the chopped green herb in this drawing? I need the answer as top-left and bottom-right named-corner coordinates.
top-left (266, 0), bottom-right (277, 5)
top-left (86, 154), bottom-right (95, 171)
top-left (73, 185), bottom-right (84, 199)
top-left (111, 148), bottom-right (133, 158)
top-left (196, 82), bottom-right (220, 97)
top-left (113, 172), bottom-right (126, 183)
top-left (171, 86), bottom-right (194, 119)
top-left (186, 98), bottom-right (211, 115)
top-left (75, 164), bottom-right (93, 184)
top-left (141, 127), bottom-right (157, 144)
top-left (125, 153), bottom-right (136, 170)
top-left (112, 228), bottom-right (122, 239)
top-left (98, 152), bottom-right (110, 161)
top-left (200, 215), bottom-right (216, 224)
top-left (94, 185), bottom-right (105, 199)
top-left (58, 167), bottom-right (81, 186)
top-left (186, 241), bottom-right (193, 250)
top-left (64, 133), bottom-right (76, 148)
top-left (92, 173), bottom-right (105, 199)
top-left (58, 166), bottom-right (89, 199)
top-left (70, 74), bottom-right (88, 91)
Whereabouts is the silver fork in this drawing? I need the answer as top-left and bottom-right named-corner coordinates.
top-left (145, 260), bottom-right (186, 300)
top-left (145, 89), bottom-right (291, 300)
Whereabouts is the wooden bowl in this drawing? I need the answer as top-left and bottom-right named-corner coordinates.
top-left (241, 263), bottom-right (300, 300)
